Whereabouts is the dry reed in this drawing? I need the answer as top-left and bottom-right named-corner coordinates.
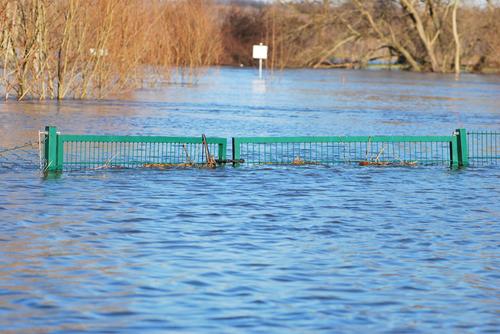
top-left (0, 0), bottom-right (222, 100)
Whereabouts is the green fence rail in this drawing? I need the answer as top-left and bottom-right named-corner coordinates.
top-left (467, 130), bottom-right (499, 165)
top-left (42, 127), bottom-right (498, 172)
top-left (42, 126), bottom-right (227, 172)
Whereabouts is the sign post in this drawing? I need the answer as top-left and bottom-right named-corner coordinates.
top-left (252, 43), bottom-right (268, 79)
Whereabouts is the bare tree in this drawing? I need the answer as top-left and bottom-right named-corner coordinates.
top-left (258, 0), bottom-right (475, 73)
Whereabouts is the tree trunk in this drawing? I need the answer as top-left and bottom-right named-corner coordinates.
top-left (452, 0), bottom-right (460, 76)
top-left (399, 0), bottom-right (441, 72)
top-left (352, 0), bottom-right (421, 71)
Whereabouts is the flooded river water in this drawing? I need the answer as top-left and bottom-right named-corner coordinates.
top-left (1, 68), bottom-right (499, 333)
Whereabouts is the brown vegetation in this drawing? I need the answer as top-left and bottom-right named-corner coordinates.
top-left (1, 0), bottom-right (499, 100)
top-left (0, 0), bottom-right (222, 100)
top-left (222, 1), bottom-right (500, 74)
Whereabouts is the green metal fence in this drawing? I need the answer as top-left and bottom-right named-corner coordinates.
top-left (42, 126), bottom-right (227, 172)
top-left (467, 130), bottom-right (499, 165)
top-left (42, 127), bottom-right (499, 172)
top-left (232, 132), bottom-right (465, 167)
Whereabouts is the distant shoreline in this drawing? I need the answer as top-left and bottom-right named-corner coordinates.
top-left (224, 64), bottom-right (500, 75)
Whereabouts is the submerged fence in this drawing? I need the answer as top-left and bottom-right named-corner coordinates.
top-left (467, 131), bottom-right (499, 166)
top-left (41, 127), bottom-right (498, 172)
top-left (42, 126), bottom-right (227, 172)
top-left (233, 135), bottom-right (459, 166)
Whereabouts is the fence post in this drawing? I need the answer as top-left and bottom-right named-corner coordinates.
top-left (232, 138), bottom-right (240, 166)
top-left (456, 128), bottom-right (469, 167)
top-left (56, 134), bottom-right (64, 171)
top-left (450, 134), bottom-right (459, 168)
top-left (44, 126), bottom-right (58, 172)
top-left (218, 139), bottom-right (227, 164)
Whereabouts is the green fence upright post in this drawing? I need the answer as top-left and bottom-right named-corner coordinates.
top-left (56, 134), bottom-right (64, 171)
top-left (218, 139), bottom-right (227, 164)
top-left (456, 128), bottom-right (469, 167)
top-left (44, 126), bottom-right (58, 172)
top-left (232, 138), bottom-right (240, 166)
top-left (450, 134), bottom-right (459, 168)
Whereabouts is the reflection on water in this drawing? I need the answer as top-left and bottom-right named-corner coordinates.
top-left (252, 79), bottom-right (266, 94)
top-left (0, 68), bottom-right (499, 333)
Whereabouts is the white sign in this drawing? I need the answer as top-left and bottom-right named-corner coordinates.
top-left (252, 44), bottom-right (268, 60)
top-left (89, 48), bottom-right (108, 57)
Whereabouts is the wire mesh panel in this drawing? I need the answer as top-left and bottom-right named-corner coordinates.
top-left (233, 136), bottom-right (456, 167)
top-left (467, 131), bottom-right (500, 166)
top-left (60, 137), bottom-right (224, 171)
top-left (43, 128), bottom-right (226, 172)
top-left (0, 142), bottom-right (39, 170)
